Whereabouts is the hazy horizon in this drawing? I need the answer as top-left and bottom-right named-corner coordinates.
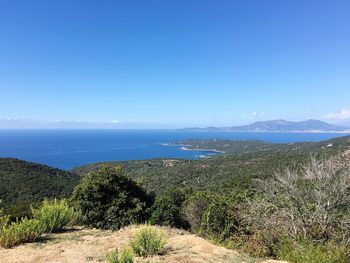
top-left (0, 117), bottom-right (349, 130)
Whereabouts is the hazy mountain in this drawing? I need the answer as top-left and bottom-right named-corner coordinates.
top-left (184, 119), bottom-right (350, 132)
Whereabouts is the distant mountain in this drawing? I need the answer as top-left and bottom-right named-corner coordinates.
top-left (183, 119), bottom-right (350, 132)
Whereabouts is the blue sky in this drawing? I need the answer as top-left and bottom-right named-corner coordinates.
top-left (0, 0), bottom-right (349, 127)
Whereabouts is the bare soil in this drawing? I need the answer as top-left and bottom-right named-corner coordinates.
top-left (0, 226), bottom-right (288, 263)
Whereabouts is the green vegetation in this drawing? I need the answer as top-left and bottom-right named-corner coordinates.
top-left (0, 199), bottom-right (75, 248)
top-left (0, 217), bottom-right (43, 248)
top-left (71, 166), bottom-right (153, 230)
top-left (106, 250), bottom-right (119, 263)
top-left (0, 158), bottom-right (80, 219)
top-left (276, 238), bottom-right (349, 263)
top-left (130, 225), bottom-right (166, 257)
top-left (183, 192), bottom-right (238, 241)
top-left (1, 135), bottom-right (350, 261)
top-left (149, 188), bottom-right (190, 228)
top-left (107, 247), bottom-right (134, 263)
top-left (73, 136), bottom-right (350, 196)
top-left (31, 199), bottom-right (76, 233)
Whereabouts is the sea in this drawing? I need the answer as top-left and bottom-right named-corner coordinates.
top-left (0, 129), bottom-right (348, 170)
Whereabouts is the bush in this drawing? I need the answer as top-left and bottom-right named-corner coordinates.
top-left (31, 199), bottom-right (76, 233)
top-left (237, 157), bottom-right (350, 259)
top-left (183, 192), bottom-right (211, 232)
top-left (149, 188), bottom-right (190, 228)
top-left (276, 237), bottom-right (349, 263)
top-left (71, 166), bottom-right (153, 230)
top-left (107, 247), bottom-right (134, 263)
top-left (256, 157), bottom-right (350, 242)
top-left (0, 217), bottom-right (43, 248)
top-left (183, 192), bottom-right (237, 241)
top-left (130, 225), bottom-right (166, 257)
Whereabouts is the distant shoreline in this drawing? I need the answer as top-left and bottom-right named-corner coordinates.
top-left (161, 143), bottom-right (225, 156)
top-left (180, 129), bottom-right (350, 134)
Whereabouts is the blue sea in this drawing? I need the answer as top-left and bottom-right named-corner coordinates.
top-left (0, 130), bottom-right (348, 170)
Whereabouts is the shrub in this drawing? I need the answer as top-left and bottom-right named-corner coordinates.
top-left (31, 199), bottom-right (76, 233)
top-left (0, 217), bottom-right (43, 248)
top-left (107, 247), bottom-right (134, 263)
top-left (71, 166), bottom-right (152, 230)
top-left (183, 192), bottom-right (211, 231)
top-left (0, 201), bottom-right (9, 229)
top-left (149, 188), bottom-right (190, 228)
top-left (183, 192), bottom-right (237, 241)
top-left (238, 156), bottom-right (350, 259)
top-left (130, 225), bottom-right (166, 257)
top-left (118, 247), bottom-right (134, 263)
top-left (256, 157), bottom-right (350, 242)
top-left (107, 249), bottom-right (118, 263)
top-left (276, 237), bottom-right (349, 263)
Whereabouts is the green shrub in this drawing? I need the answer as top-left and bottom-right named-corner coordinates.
top-left (0, 217), bottom-right (43, 248)
top-left (130, 225), bottom-right (166, 257)
top-left (31, 199), bottom-right (76, 233)
top-left (276, 238), bottom-right (349, 263)
top-left (118, 247), bottom-right (134, 263)
top-left (149, 188), bottom-right (190, 228)
top-left (71, 166), bottom-right (153, 230)
top-left (107, 247), bottom-right (134, 263)
top-left (106, 249), bottom-right (118, 263)
top-left (0, 201), bottom-right (9, 229)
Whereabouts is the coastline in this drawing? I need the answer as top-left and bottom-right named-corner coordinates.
top-left (161, 143), bottom-right (225, 157)
top-left (180, 129), bottom-right (350, 134)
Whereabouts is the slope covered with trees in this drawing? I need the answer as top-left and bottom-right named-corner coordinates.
top-left (0, 158), bottom-right (80, 217)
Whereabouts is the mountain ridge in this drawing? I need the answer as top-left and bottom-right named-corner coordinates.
top-left (182, 119), bottom-right (350, 132)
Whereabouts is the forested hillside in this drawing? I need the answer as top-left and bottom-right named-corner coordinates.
top-left (73, 135), bottom-right (350, 194)
top-left (0, 158), bottom-right (80, 217)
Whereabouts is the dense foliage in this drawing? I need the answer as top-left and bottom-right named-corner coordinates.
top-left (149, 188), bottom-right (190, 228)
top-left (71, 165), bottom-right (153, 230)
top-left (0, 158), bottom-right (80, 219)
top-left (73, 136), bottom-right (350, 196)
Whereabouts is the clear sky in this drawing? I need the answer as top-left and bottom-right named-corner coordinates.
top-left (0, 0), bottom-right (349, 127)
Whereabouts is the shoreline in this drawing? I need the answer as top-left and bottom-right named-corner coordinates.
top-left (161, 143), bottom-right (225, 157)
top-left (179, 129), bottom-right (350, 134)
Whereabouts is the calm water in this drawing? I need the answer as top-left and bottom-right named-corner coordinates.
top-left (0, 129), bottom-right (348, 170)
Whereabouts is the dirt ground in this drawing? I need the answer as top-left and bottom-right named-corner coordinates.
top-left (0, 226), bottom-right (288, 263)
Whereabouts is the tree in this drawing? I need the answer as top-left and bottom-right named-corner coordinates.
top-left (71, 166), bottom-right (153, 230)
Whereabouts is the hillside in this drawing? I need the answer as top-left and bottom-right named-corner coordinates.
top-left (0, 158), bottom-right (80, 216)
top-left (0, 225), bottom-right (287, 263)
top-left (183, 119), bottom-right (349, 132)
top-left (73, 135), bottom-right (350, 194)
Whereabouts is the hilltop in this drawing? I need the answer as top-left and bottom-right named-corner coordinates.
top-left (0, 225), bottom-right (287, 263)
